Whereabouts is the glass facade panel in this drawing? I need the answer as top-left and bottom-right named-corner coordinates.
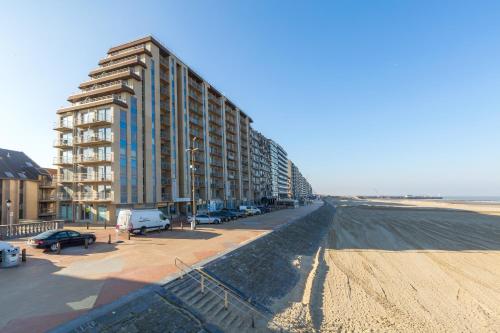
top-left (130, 97), bottom-right (138, 202)
top-left (151, 59), bottom-right (157, 202)
top-left (120, 110), bottom-right (128, 203)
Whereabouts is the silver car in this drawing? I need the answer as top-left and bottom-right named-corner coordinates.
top-left (190, 214), bottom-right (221, 224)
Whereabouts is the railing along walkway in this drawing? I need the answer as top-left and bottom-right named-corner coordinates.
top-left (0, 220), bottom-right (64, 240)
top-left (174, 257), bottom-right (286, 332)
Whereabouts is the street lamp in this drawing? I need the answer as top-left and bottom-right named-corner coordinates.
top-left (6, 199), bottom-right (12, 234)
top-left (186, 137), bottom-right (199, 229)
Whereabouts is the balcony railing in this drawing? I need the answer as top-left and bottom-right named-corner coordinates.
top-left (75, 114), bottom-right (113, 127)
top-left (57, 193), bottom-right (73, 201)
top-left (75, 153), bottom-right (113, 164)
top-left (39, 195), bottom-right (56, 201)
top-left (39, 179), bottom-right (57, 187)
top-left (73, 134), bottom-right (113, 145)
top-left (53, 121), bottom-right (73, 131)
top-left (54, 174), bottom-right (74, 183)
top-left (74, 192), bottom-right (114, 202)
top-left (53, 156), bottom-right (74, 165)
top-left (75, 173), bottom-right (113, 182)
top-left (53, 138), bottom-right (73, 148)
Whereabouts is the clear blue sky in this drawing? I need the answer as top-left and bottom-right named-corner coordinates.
top-left (1, 1), bottom-right (500, 196)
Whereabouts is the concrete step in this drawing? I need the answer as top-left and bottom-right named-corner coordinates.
top-left (165, 273), bottom-right (274, 332)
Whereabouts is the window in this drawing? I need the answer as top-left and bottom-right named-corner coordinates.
top-left (56, 232), bottom-right (69, 239)
top-left (68, 231), bottom-right (80, 237)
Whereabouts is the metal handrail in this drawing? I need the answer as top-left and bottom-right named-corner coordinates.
top-left (174, 257), bottom-right (285, 332)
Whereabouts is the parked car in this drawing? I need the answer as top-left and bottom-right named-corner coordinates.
top-left (116, 209), bottom-right (170, 234)
top-left (189, 214), bottom-right (221, 224)
top-left (239, 205), bottom-right (262, 215)
top-left (257, 206), bottom-right (271, 213)
top-left (28, 230), bottom-right (96, 252)
top-left (221, 208), bottom-right (246, 218)
top-left (212, 210), bottom-right (238, 221)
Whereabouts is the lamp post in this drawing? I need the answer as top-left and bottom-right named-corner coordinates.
top-left (6, 199), bottom-right (12, 234)
top-left (186, 137), bottom-right (199, 229)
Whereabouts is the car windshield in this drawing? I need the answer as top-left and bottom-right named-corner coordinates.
top-left (34, 230), bottom-right (58, 239)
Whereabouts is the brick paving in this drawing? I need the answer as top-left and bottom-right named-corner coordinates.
top-left (0, 203), bottom-right (321, 333)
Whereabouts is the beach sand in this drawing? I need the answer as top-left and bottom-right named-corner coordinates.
top-left (274, 198), bottom-right (500, 332)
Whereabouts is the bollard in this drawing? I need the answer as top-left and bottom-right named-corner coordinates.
top-left (21, 248), bottom-right (26, 262)
top-left (108, 234), bottom-right (111, 244)
top-left (86, 222), bottom-right (89, 230)
top-left (85, 238), bottom-right (88, 249)
top-left (128, 232), bottom-right (131, 240)
top-left (56, 242), bottom-right (61, 255)
top-left (104, 221), bottom-right (107, 229)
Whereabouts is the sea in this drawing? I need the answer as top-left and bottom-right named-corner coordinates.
top-left (442, 196), bottom-right (500, 203)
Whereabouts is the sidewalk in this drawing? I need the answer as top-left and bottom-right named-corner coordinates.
top-left (0, 202), bottom-right (322, 333)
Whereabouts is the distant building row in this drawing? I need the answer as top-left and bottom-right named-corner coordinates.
top-left (53, 36), bottom-right (312, 223)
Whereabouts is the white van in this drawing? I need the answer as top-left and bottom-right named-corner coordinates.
top-left (116, 209), bottom-right (170, 234)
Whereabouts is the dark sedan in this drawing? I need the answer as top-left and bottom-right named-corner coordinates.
top-left (28, 230), bottom-right (96, 252)
top-left (221, 208), bottom-right (246, 218)
top-left (211, 210), bottom-right (238, 221)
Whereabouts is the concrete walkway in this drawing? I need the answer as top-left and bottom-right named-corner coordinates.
top-left (0, 203), bottom-right (322, 333)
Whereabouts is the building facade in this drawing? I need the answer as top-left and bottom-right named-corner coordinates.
top-left (0, 148), bottom-right (56, 224)
top-left (54, 36), bottom-right (313, 223)
top-left (54, 36), bottom-right (261, 223)
top-left (250, 128), bottom-right (272, 204)
top-left (288, 160), bottom-right (313, 200)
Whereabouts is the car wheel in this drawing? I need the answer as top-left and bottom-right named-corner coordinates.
top-left (87, 237), bottom-right (94, 245)
top-left (50, 242), bottom-right (60, 252)
top-left (140, 227), bottom-right (146, 235)
top-left (164, 223), bottom-right (169, 231)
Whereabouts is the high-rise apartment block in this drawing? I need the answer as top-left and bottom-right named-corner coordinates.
top-left (54, 36), bottom-right (311, 223)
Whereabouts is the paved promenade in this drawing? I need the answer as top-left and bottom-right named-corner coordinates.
top-left (0, 203), bottom-right (321, 333)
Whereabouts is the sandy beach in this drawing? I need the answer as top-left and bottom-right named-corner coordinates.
top-left (275, 198), bottom-right (500, 332)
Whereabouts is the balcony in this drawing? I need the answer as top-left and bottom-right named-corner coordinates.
top-left (75, 173), bottom-right (113, 183)
top-left (39, 180), bottom-right (56, 188)
top-left (75, 153), bottom-right (113, 164)
top-left (79, 69), bottom-right (141, 89)
top-left (208, 95), bottom-right (221, 106)
top-left (57, 193), bottom-right (73, 201)
top-left (57, 96), bottom-right (127, 114)
top-left (39, 195), bottom-right (57, 202)
top-left (74, 192), bottom-right (114, 202)
top-left (39, 210), bottom-right (56, 217)
top-left (75, 114), bottom-right (113, 127)
top-left (89, 56), bottom-right (146, 77)
top-left (53, 156), bottom-right (73, 166)
top-left (73, 134), bottom-right (113, 146)
top-left (54, 174), bottom-right (74, 183)
top-left (68, 83), bottom-right (134, 103)
top-left (53, 138), bottom-right (73, 148)
top-left (53, 121), bottom-right (73, 131)
top-left (99, 45), bottom-right (152, 65)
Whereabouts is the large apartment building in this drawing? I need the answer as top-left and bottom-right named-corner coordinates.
top-left (54, 36), bottom-right (258, 223)
top-left (53, 36), bottom-right (312, 224)
top-left (288, 160), bottom-right (313, 200)
top-left (250, 128), bottom-right (272, 203)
